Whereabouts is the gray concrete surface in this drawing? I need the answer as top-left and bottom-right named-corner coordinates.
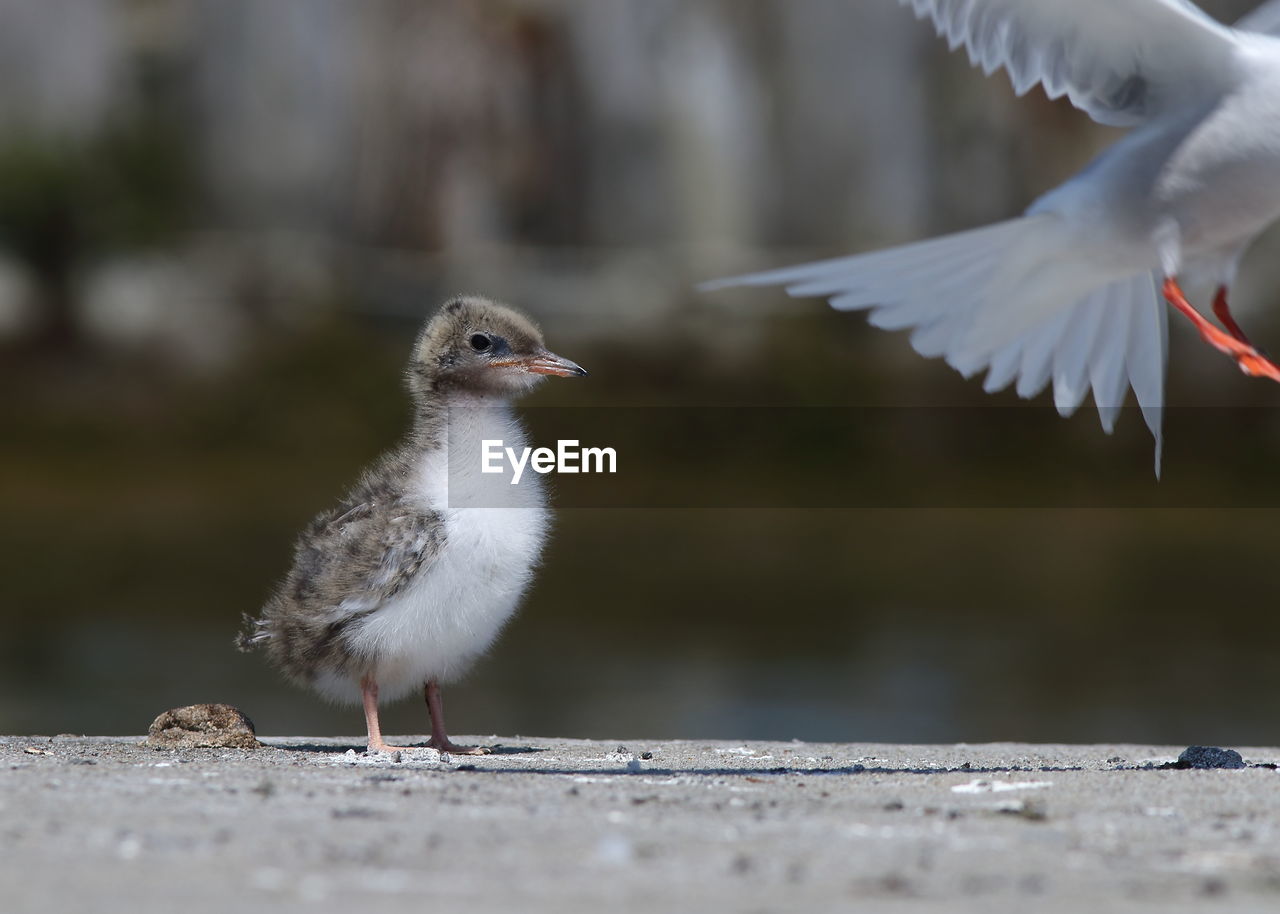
top-left (2, 735), bottom-right (1279, 913)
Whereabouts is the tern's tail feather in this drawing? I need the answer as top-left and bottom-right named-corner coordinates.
top-left (704, 215), bottom-right (1169, 473)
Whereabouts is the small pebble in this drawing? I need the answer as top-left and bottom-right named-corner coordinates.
top-left (1176, 747), bottom-right (1246, 770)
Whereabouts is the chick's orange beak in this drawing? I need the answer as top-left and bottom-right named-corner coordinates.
top-left (498, 349), bottom-right (588, 378)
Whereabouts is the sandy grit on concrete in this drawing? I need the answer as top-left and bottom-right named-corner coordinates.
top-left (1, 735), bottom-right (1278, 913)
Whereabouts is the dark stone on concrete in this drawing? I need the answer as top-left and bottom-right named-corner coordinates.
top-left (1175, 746), bottom-right (1246, 770)
top-left (144, 703), bottom-right (261, 749)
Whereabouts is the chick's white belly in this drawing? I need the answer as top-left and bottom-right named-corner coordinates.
top-left (318, 505), bottom-right (549, 704)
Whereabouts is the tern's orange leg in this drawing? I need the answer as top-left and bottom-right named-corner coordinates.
top-left (1211, 286), bottom-right (1252, 345)
top-left (1162, 278), bottom-right (1280, 382)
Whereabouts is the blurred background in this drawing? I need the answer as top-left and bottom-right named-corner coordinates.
top-left (4, 0), bottom-right (1279, 746)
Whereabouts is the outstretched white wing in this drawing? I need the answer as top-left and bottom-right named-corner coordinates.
top-left (900, 0), bottom-right (1242, 125)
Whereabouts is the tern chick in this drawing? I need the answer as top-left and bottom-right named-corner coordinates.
top-left (238, 296), bottom-right (586, 754)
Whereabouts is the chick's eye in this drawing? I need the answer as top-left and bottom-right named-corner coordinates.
top-left (469, 334), bottom-right (492, 352)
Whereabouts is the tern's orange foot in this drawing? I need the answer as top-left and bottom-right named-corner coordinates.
top-left (1198, 333), bottom-right (1280, 383)
top-left (1196, 319), bottom-right (1280, 380)
top-left (1234, 349), bottom-right (1280, 381)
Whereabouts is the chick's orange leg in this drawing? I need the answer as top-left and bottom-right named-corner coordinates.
top-left (361, 675), bottom-right (414, 753)
top-left (424, 680), bottom-right (490, 755)
top-left (1162, 278), bottom-right (1280, 382)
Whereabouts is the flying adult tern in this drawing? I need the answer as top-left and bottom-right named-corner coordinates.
top-left (707, 0), bottom-right (1280, 471)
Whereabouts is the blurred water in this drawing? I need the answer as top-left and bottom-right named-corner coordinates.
top-left (5, 577), bottom-right (1278, 745)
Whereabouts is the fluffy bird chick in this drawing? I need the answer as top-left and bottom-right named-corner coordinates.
top-left (238, 296), bottom-right (586, 754)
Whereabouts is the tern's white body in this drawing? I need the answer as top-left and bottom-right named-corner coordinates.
top-left (712, 0), bottom-right (1280, 470)
top-left (1036, 37), bottom-right (1280, 271)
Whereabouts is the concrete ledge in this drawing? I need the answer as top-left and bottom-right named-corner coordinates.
top-left (2, 736), bottom-right (1279, 913)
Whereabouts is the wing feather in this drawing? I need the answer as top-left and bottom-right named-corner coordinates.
top-left (900, 0), bottom-right (1243, 125)
top-left (260, 495), bottom-right (446, 632)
